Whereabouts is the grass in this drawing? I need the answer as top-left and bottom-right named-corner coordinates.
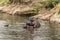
top-left (57, 3), bottom-right (60, 14)
top-left (0, 0), bottom-right (8, 5)
top-left (57, 3), bottom-right (60, 10)
top-left (32, 3), bottom-right (42, 13)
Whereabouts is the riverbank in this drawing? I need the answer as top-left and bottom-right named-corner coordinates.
top-left (0, 4), bottom-right (37, 15)
top-left (0, 4), bottom-right (60, 24)
top-left (33, 6), bottom-right (60, 24)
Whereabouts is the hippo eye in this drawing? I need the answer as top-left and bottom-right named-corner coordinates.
top-left (36, 17), bottom-right (39, 19)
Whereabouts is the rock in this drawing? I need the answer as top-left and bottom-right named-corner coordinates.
top-left (12, 6), bottom-right (37, 15)
top-left (4, 24), bottom-right (9, 27)
top-left (50, 11), bottom-right (60, 23)
top-left (0, 20), bottom-right (9, 27)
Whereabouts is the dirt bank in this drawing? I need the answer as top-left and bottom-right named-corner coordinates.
top-left (0, 4), bottom-right (37, 15)
top-left (33, 7), bottom-right (60, 23)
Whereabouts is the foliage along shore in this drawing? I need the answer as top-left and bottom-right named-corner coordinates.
top-left (0, 0), bottom-right (59, 15)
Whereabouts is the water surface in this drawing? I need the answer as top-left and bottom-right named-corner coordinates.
top-left (0, 13), bottom-right (59, 40)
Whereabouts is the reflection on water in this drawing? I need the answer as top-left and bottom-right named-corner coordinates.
top-left (0, 13), bottom-right (27, 40)
top-left (0, 13), bottom-right (59, 40)
top-left (0, 13), bottom-right (26, 22)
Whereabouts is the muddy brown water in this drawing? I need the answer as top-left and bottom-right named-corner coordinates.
top-left (0, 13), bottom-right (60, 40)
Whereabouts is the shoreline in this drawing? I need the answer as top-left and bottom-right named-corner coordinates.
top-left (0, 5), bottom-right (60, 24)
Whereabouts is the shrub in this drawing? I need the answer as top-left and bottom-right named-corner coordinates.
top-left (42, 0), bottom-right (60, 9)
top-left (51, 0), bottom-right (60, 4)
top-left (45, 1), bottom-right (54, 9)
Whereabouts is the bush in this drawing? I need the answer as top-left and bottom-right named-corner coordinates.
top-left (42, 0), bottom-right (60, 9)
top-left (45, 2), bottom-right (54, 9)
top-left (44, 0), bottom-right (54, 9)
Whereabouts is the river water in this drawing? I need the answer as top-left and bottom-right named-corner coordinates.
top-left (0, 13), bottom-right (60, 40)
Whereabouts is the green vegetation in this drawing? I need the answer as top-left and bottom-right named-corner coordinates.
top-left (44, 1), bottom-right (54, 9)
top-left (0, 0), bottom-right (60, 15)
top-left (33, 3), bottom-right (42, 13)
top-left (40, 0), bottom-right (60, 9)
top-left (57, 3), bottom-right (60, 14)
top-left (57, 3), bottom-right (60, 10)
top-left (0, 0), bottom-right (8, 5)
